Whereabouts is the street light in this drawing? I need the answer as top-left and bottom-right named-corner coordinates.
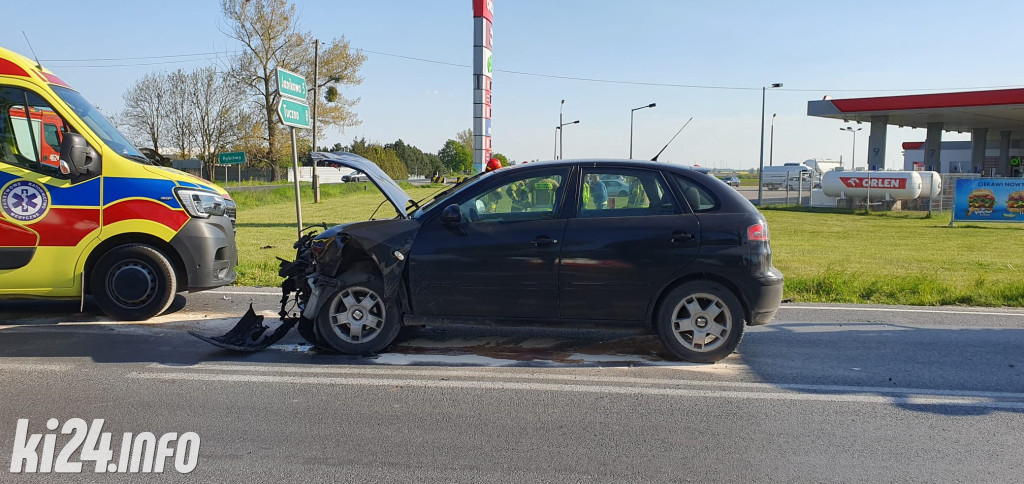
top-left (630, 102), bottom-right (656, 159)
top-left (558, 99), bottom-right (564, 159)
top-left (553, 126), bottom-right (559, 160)
top-left (558, 120), bottom-right (580, 159)
top-left (840, 126), bottom-right (863, 170)
top-left (769, 113), bottom-right (777, 167)
top-left (757, 83), bottom-right (783, 207)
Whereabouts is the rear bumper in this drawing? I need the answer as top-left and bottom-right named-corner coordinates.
top-left (169, 216), bottom-right (237, 291)
top-left (748, 269), bottom-right (784, 325)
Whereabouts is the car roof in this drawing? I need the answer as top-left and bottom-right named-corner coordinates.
top-left (509, 159), bottom-right (711, 174)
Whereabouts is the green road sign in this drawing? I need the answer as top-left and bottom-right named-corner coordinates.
top-left (276, 67), bottom-right (307, 102)
top-left (218, 151), bottom-right (246, 165)
top-left (278, 98), bottom-right (311, 129)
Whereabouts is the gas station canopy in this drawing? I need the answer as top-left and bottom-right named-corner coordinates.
top-left (808, 89), bottom-right (1024, 175)
top-left (808, 88), bottom-right (1024, 133)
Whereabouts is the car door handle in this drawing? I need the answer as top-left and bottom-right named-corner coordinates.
top-left (531, 236), bottom-right (559, 246)
top-left (670, 231), bottom-right (694, 244)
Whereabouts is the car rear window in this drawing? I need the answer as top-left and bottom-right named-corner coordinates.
top-left (674, 175), bottom-right (718, 212)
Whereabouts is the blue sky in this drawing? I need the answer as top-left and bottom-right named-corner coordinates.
top-left (3, 0), bottom-right (1023, 169)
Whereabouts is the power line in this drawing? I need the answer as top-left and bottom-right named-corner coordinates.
top-left (40, 50), bottom-right (242, 62)
top-left (37, 47), bottom-right (1024, 94)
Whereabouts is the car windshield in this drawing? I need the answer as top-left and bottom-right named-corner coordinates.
top-left (410, 171), bottom-right (493, 218)
top-left (50, 84), bottom-right (147, 162)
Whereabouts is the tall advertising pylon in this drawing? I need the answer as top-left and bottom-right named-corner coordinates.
top-left (472, 0), bottom-right (493, 173)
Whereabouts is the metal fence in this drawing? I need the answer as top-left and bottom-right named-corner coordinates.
top-left (175, 165), bottom-right (279, 185)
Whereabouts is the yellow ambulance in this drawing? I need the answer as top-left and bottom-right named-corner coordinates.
top-left (0, 47), bottom-right (237, 320)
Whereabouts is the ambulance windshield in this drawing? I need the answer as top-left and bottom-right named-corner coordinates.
top-left (49, 85), bottom-right (147, 162)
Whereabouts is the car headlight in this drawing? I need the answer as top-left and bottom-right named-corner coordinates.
top-left (175, 188), bottom-right (226, 218)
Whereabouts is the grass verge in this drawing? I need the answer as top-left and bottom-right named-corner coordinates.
top-left (228, 186), bottom-right (1024, 307)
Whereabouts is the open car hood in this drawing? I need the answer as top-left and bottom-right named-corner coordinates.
top-left (312, 152), bottom-right (414, 218)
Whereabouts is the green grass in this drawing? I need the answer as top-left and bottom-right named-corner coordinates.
top-left (229, 182), bottom-right (444, 286)
top-left (229, 187), bottom-right (1024, 307)
top-left (763, 207), bottom-right (1024, 306)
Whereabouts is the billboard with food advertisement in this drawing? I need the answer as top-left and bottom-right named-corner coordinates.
top-left (952, 178), bottom-right (1024, 223)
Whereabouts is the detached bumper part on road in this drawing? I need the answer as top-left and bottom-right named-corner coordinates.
top-left (169, 216), bottom-right (238, 291)
top-left (749, 269), bottom-right (784, 325)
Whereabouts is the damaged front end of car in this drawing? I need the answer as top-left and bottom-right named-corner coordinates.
top-left (189, 151), bottom-right (421, 353)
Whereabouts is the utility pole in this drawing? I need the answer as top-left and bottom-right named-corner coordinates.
top-left (311, 39), bottom-right (321, 203)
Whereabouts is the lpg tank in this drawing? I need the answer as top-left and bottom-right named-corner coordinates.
top-left (916, 171), bottom-right (942, 198)
top-left (822, 171), bottom-right (923, 199)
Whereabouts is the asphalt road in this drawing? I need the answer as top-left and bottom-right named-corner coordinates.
top-left (1, 289), bottom-right (1023, 482)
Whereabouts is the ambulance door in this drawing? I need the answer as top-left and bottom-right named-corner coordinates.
top-left (0, 85), bottom-right (101, 291)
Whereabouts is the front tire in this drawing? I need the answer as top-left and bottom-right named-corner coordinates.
top-left (315, 272), bottom-right (401, 355)
top-left (655, 281), bottom-right (744, 363)
top-left (91, 244), bottom-right (177, 321)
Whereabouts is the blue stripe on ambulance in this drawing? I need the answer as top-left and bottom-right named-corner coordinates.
top-left (48, 177), bottom-right (101, 206)
top-left (103, 177), bottom-right (182, 209)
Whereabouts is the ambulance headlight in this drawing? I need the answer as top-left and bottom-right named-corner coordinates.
top-left (175, 188), bottom-right (227, 218)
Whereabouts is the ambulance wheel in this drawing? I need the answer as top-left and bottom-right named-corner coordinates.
top-left (315, 271), bottom-right (401, 355)
top-left (91, 244), bottom-right (177, 321)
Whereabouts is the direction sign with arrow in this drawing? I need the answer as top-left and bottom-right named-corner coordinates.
top-left (276, 67), bottom-right (307, 102)
top-left (278, 98), bottom-right (311, 129)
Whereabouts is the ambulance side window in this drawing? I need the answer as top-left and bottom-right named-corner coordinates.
top-left (0, 86), bottom-right (68, 178)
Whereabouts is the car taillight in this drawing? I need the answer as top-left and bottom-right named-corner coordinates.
top-left (747, 223), bottom-right (769, 242)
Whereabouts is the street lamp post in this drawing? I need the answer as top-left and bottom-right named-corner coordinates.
top-left (559, 120), bottom-right (580, 159)
top-left (840, 126), bottom-right (862, 170)
top-left (769, 113), bottom-right (777, 167)
top-left (554, 126), bottom-right (559, 160)
top-left (559, 99), bottom-right (564, 159)
top-left (630, 102), bottom-right (656, 159)
top-left (757, 83), bottom-right (783, 207)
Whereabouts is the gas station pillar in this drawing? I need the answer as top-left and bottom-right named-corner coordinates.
top-left (867, 115), bottom-right (888, 170)
top-left (998, 130), bottom-right (1011, 177)
top-left (924, 122), bottom-right (944, 172)
top-left (970, 128), bottom-right (988, 174)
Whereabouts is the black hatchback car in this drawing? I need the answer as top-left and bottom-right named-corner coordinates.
top-left (292, 152), bottom-right (782, 363)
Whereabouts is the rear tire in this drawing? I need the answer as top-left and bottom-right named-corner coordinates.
top-left (91, 244), bottom-right (177, 321)
top-left (655, 281), bottom-right (744, 363)
top-left (315, 271), bottom-right (401, 355)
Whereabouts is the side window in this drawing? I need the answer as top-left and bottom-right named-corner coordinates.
top-left (458, 168), bottom-right (569, 223)
top-left (674, 175), bottom-right (718, 212)
top-left (0, 86), bottom-right (68, 177)
top-left (579, 168), bottom-right (678, 218)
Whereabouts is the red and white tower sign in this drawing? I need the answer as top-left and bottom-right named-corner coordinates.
top-left (472, 0), bottom-right (493, 173)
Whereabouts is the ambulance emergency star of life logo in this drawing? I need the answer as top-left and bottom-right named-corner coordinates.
top-left (1, 180), bottom-right (49, 223)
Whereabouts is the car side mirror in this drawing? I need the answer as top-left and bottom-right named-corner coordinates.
top-left (441, 204), bottom-right (462, 226)
top-left (59, 132), bottom-right (101, 183)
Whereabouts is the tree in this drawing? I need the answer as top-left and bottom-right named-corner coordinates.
top-left (387, 139), bottom-right (443, 177)
top-left (492, 152), bottom-right (510, 167)
top-left (165, 68), bottom-right (197, 160)
top-left (120, 72), bottom-right (167, 153)
top-left (190, 67), bottom-right (249, 175)
top-left (301, 38), bottom-right (365, 147)
top-left (221, 0), bottom-right (364, 180)
top-left (438, 139), bottom-right (472, 174)
top-left (456, 128), bottom-right (474, 153)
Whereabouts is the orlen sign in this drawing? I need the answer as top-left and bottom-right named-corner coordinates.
top-left (821, 171), bottom-right (923, 199)
top-left (839, 176), bottom-right (907, 189)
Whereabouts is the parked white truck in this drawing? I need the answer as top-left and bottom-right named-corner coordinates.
top-left (761, 164), bottom-right (813, 190)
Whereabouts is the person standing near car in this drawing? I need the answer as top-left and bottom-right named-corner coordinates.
top-left (479, 157), bottom-right (505, 212)
top-left (590, 174), bottom-right (608, 209)
top-left (506, 180), bottom-right (530, 212)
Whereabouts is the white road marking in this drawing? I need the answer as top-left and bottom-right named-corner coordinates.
top-left (134, 371), bottom-right (1024, 410)
top-left (147, 363), bottom-right (1024, 401)
top-left (206, 289), bottom-right (280, 296)
top-left (0, 362), bottom-right (73, 371)
top-left (782, 305), bottom-right (1024, 317)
